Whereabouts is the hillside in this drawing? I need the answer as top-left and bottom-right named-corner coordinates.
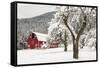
top-left (17, 11), bottom-right (56, 34)
top-left (17, 11), bottom-right (56, 50)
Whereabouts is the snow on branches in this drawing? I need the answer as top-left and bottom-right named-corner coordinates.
top-left (47, 6), bottom-right (96, 51)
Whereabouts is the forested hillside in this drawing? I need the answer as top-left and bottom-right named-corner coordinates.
top-left (17, 11), bottom-right (56, 49)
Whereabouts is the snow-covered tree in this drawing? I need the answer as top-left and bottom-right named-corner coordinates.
top-left (79, 8), bottom-right (96, 49)
top-left (47, 6), bottom-right (71, 51)
top-left (59, 30), bottom-right (68, 51)
top-left (47, 23), bottom-right (64, 45)
top-left (48, 6), bottom-right (96, 59)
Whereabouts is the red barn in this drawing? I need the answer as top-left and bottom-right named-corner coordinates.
top-left (27, 32), bottom-right (59, 49)
top-left (27, 32), bottom-right (47, 49)
top-left (27, 32), bottom-right (38, 49)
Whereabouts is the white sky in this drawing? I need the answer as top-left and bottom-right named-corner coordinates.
top-left (17, 3), bottom-right (57, 19)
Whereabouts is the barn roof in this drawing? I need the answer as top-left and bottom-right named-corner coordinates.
top-left (33, 32), bottom-right (48, 41)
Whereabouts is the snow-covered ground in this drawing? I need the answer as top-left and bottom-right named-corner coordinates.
top-left (17, 46), bottom-right (96, 65)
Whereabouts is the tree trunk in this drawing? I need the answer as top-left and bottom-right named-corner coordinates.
top-left (64, 30), bottom-right (67, 52)
top-left (73, 18), bottom-right (86, 59)
top-left (64, 43), bottom-right (67, 51)
top-left (73, 39), bottom-right (79, 59)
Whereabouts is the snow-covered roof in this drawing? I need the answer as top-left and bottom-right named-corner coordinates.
top-left (33, 32), bottom-right (48, 41)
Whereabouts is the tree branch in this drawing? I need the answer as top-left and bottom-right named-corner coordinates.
top-left (76, 8), bottom-right (87, 41)
top-left (63, 13), bottom-right (75, 40)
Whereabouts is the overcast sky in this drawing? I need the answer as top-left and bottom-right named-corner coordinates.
top-left (17, 3), bottom-right (56, 19)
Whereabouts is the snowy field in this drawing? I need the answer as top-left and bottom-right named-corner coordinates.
top-left (17, 46), bottom-right (96, 65)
